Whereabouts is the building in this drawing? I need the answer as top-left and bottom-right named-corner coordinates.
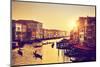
top-left (70, 30), bottom-right (79, 44)
top-left (12, 20), bottom-right (43, 42)
top-left (78, 17), bottom-right (87, 45)
top-left (17, 20), bottom-right (42, 40)
top-left (12, 20), bottom-right (27, 41)
top-left (78, 17), bottom-right (96, 48)
top-left (42, 29), bottom-right (67, 39)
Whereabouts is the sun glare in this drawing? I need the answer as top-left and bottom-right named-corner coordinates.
top-left (67, 21), bottom-right (78, 32)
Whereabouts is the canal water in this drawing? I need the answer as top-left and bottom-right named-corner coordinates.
top-left (12, 38), bottom-right (71, 66)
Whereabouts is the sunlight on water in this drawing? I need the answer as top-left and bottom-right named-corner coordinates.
top-left (12, 38), bottom-right (71, 65)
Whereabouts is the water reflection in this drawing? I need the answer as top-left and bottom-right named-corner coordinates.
top-left (12, 38), bottom-right (71, 66)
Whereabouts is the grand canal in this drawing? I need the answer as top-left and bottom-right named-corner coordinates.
top-left (12, 38), bottom-right (71, 66)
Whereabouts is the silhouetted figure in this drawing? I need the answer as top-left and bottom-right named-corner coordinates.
top-left (18, 48), bottom-right (23, 56)
top-left (51, 43), bottom-right (54, 48)
top-left (33, 51), bottom-right (42, 60)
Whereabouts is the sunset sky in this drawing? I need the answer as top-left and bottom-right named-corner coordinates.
top-left (12, 1), bottom-right (95, 32)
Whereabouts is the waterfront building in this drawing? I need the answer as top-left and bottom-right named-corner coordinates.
top-left (12, 20), bottom-right (42, 41)
top-left (78, 17), bottom-right (96, 48)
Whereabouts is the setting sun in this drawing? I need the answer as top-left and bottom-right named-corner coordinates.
top-left (67, 21), bottom-right (78, 32)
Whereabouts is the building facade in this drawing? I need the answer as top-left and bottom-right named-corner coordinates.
top-left (12, 20), bottom-right (27, 41)
top-left (12, 20), bottom-right (42, 42)
top-left (43, 29), bottom-right (67, 39)
top-left (78, 17), bottom-right (96, 48)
